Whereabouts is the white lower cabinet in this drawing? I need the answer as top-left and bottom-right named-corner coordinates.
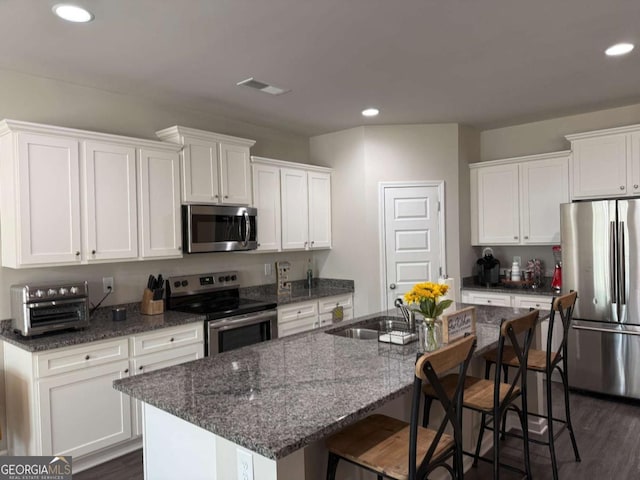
top-left (462, 290), bottom-right (554, 311)
top-left (278, 294), bottom-right (353, 337)
top-left (3, 322), bottom-right (203, 471)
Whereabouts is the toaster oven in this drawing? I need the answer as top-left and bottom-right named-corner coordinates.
top-left (11, 282), bottom-right (90, 336)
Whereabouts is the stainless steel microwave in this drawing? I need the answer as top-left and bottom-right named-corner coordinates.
top-left (182, 205), bottom-right (258, 253)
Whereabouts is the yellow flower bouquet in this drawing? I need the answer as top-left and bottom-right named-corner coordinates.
top-left (403, 281), bottom-right (453, 319)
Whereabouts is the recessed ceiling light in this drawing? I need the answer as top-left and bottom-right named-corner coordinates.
top-left (605, 43), bottom-right (634, 56)
top-left (362, 108), bottom-right (379, 117)
top-left (52, 4), bottom-right (94, 23)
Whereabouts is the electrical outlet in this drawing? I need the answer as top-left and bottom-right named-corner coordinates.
top-left (103, 277), bottom-right (114, 294)
top-left (264, 263), bottom-right (272, 276)
top-left (236, 449), bottom-right (253, 480)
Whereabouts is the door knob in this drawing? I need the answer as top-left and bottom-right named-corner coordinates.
top-left (390, 283), bottom-right (396, 290)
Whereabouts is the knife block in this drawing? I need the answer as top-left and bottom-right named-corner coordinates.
top-left (141, 288), bottom-right (164, 315)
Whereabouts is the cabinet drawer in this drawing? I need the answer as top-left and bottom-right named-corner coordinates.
top-left (279, 317), bottom-right (317, 337)
top-left (319, 309), bottom-right (353, 326)
top-left (318, 294), bottom-right (353, 314)
top-left (131, 322), bottom-right (203, 356)
top-left (37, 338), bottom-right (129, 378)
top-left (462, 291), bottom-right (511, 307)
top-left (278, 301), bottom-right (318, 323)
top-left (513, 294), bottom-right (553, 311)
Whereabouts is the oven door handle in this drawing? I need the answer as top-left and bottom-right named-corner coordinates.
top-left (209, 310), bottom-right (276, 331)
top-left (26, 298), bottom-right (87, 308)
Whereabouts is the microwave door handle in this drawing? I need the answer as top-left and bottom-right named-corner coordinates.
top-left (243, 210), bottom-right (250, 247)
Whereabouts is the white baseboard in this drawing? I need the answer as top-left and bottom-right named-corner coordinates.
top-left (0, 449), bottom-right (8, 456)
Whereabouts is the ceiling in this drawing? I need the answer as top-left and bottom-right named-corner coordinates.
top-left (1, 0), bottom-right (639, 136)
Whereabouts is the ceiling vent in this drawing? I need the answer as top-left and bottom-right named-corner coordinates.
top-left (236, 77), bottom-right (291, 96)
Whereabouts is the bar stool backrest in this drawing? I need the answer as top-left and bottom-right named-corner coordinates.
top-left (495, 310), bottom-right (539, 410)
top-left (409, 334), bottom-right (476, 480)
top-left (547, 291), bottom-right (578, 367)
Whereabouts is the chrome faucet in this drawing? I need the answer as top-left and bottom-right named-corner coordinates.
top-left (394, 298), bottom-right (415, 331)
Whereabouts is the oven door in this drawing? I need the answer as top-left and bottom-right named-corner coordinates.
top-left (184, 204), bottom-right (257, 253)
top-left (207, 309), bottom-right (277, 355)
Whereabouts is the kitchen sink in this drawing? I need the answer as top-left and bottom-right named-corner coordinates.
top-left (329, 328), bottom-right (379, 340)
top-left (325, 316), bottom-right (412, 340)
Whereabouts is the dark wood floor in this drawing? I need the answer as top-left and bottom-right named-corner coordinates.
top-left (75, 383), bottom-right (640, 479)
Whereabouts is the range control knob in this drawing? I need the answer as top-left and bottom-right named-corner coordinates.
top-left (35, 290), bottom-right (45, 298)
top-left (58, 287), bottom-right (68, 296)
top-left (231, 275), bottom-right (237, 281)
top-left (174, 281), bottom-right (181, 288)
top-left (70, 286), bottom-right (78, 295)
top-left (218, 276), bottom-right (225, 282)
top-left (225, 275), bottom-right (231, 282)
top-left (47, 289), bottom-right (57, 296)
top-left (181, 280), bottom-right (188, 287)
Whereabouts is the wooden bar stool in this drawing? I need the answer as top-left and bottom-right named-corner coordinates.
top-left (422, 310), bottom-right (539, 480)
top-left (325, 335), bottom-right (476, 480)
top-left (482, 291), bottom-right (581, 480)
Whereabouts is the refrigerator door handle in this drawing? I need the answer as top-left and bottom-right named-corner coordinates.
top-left (572, 321), bottom-right (640, 336)
top-left (619, 221), bottom-right (627, 305)
top-left (610, 220), bottom-right (618, 302)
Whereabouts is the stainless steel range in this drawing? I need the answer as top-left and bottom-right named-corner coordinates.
top-left (11, 281), bottom-right (90, 336)
top-left (165, 271), bottom-right (277, 355)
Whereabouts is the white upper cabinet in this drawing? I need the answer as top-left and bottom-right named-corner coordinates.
top-left (138, 148), bottom-right (182, 258)
top-left (9, 132), bottom-right (82, 266)
top-left (307, 171), bottom-right (332, 249)
top-left (83, 141), bottom-right (138, 261)
top-left (0, 119), bottom-right (182, 268)
top-left (471, 151), bottom-right (570, 246)
top-left (567, 125), bottom-right (640, 199)
top-left (251, 156), bottom-right (333, 252)
top-left (251, 161), bottom-right (281, 252)
top-left (281, 167), bottom-right (310, 250)
top-left (155, 126), bottom-right (255, 205)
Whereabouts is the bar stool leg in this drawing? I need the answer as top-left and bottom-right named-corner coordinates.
top-left (473, 412), bottom-right (488, 467)
top-left (326, 452), bottom-right (339, 480)
top-left (517, 406), bottom-right (532, 479)
top-left (500, 366), bottom-right (509, 440)
top-left (493, 411), bottom-right (501, 480)
top-left (545, 372), bottom-right (559, 480)
top-left (422, 396), bottom-right (433, 428)
top-left (558, 362), bottom-right (581, 462)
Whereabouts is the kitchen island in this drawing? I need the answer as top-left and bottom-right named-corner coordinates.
top-left (114, 305), bottom-right (539, 480)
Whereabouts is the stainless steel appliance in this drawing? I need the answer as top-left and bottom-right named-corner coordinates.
top-left (182, 205), bottom-right (258, 253)
top-left (165, 271), bottom-right (277, 355)
top-left (11, 282), bottom-right (89, 336)
top-left (475, 248), bottom-right (500, 286)
top-left (561, 199), bottom-right (640, 399)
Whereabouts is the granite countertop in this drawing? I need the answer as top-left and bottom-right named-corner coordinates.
top-left (461, 276), bottom-right (557, 296)
top-left (241, 278), bottom-right (354, 305)
top-left (113, 303), bottom-right (538, 460)
top-left (0, 303), bottom-right (205, 352)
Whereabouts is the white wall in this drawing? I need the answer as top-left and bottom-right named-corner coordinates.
top-left (481, 102), bottom-right (640, 161)
top-left (311, 124), bottom-right (468, 315)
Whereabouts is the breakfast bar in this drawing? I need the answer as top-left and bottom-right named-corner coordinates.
top-left (114, 304), bottom-right (543, 480)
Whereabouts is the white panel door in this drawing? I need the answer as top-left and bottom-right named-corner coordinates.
top-left (181, 137), bottom-right (219, 203)
top-left (520, 155), bottom-right (569, 244)
top-left (252, 163), bottom-right (281, 251)
top-left (83, 141), bottom-right (138, 261)
top-left (477, 164), bottom-right (520, 244)
top-left (383, 185), bottom-right (443, 311)
top-left (281, 167), bottom-right (309, 250)
top-left (219, 143), bottom-right (251, 205)
top-left (17, 133), bottom-right (81, 265)
top-left (138, 148), bottom-right (182, 258)
top-left (308, 171), bottom-right (332, 249)
top-left (38, 360), bottom-right (132, 457)
top-left (571, 134), bottom-right (628, 199)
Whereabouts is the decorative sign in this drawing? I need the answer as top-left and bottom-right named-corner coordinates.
top-left (441, 306), bottom-right (476, 343)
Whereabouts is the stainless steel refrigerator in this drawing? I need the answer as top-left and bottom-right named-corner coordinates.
top-left (561, 199), bottom-right (640, 399)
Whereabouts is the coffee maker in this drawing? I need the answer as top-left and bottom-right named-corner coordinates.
top-left (476, 248), bottom-right (500, 286)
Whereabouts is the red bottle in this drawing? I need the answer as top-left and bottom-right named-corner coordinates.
top-left (551, 263), bottom-right (562, 291)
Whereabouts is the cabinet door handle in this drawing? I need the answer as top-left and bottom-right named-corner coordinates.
top-left (124, 368), bottom-right (129, 374)
top-left (170, 337), bottom-right (175, 342)
top-left (524, 236), bottom-right (529, 240)
top-left (635, 184), bottom-right (639, 189)
top-left (514, 236), bottom-right (518, 240)
top-left (487, 300), bottom-right (492, 304)
top-left (214, 194), bottom-right (219, 198)
top-left (76, 251), bottom-right (81, 256)
top-left (224, 195), bottom-right (229, 199)
top-left (311, 241), bottom-right (315, 246)
top-left (85, 355), bottom-right (90, 360)
top-left (621, 185), bottom-right (626, 190)
top-left (91, 250), bottom-right (96, 255)
top-left (139, 366), bottom-right (144, 371)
